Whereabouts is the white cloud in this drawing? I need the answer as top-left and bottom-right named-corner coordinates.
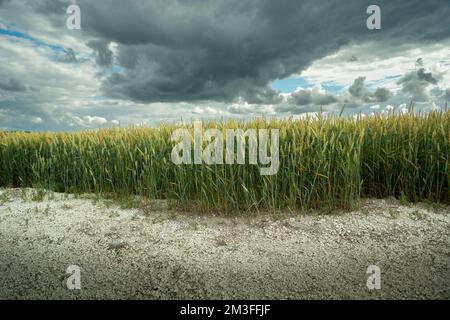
top-left (299, 41), bottom-right (450, 92)
top-left (65, 114), bottom-right (108, 127)
top-left (31, 116), bottom-right (43, 124)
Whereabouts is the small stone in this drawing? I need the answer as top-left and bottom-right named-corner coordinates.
top-left (108, 239), bottom-right (128, 251)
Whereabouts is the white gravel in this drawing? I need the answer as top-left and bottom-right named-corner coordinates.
top-left (0, 188), bottom-right (449, 299)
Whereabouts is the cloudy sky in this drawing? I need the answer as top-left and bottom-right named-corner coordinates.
top-left (0, 0), bottom-right (449, 131)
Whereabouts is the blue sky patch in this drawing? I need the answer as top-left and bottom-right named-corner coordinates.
top-left (322, 82), bottom-right (344, 93)
top-left (0, 25), bottom-right (70, 56)
top-left (271, 77), bottom-right (314, 93)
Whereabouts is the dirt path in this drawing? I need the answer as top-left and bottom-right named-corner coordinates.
top-left (0, 188), bottom-right (449, 299)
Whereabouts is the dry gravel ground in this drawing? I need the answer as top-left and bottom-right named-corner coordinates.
top-left (0, 188), bottom-right (449, 300)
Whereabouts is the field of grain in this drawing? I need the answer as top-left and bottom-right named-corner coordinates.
top-left (1, 111), bottom-right (449, 212)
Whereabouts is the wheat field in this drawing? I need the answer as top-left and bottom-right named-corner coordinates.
top-left (1, 111), bottom-right (449, 212)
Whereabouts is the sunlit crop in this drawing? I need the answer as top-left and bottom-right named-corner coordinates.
top-left (1, 110), bottom-right (448, 212)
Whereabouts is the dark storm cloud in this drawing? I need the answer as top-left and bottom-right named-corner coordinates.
top-left (289, 89), bottom-right (338, 106)
top-left (417, 68), bottom-right (438, 84)
top-left (31, 0), bottom-right (71, 16)
top-left (0, 78), bottom-right (27, 92)
top-left (87, 39), bottom-right (113, 66)
top-left (349, 77), bottom-right (392, 103)
top-left (398, 68), bottom-right (440, 102)
top-left (349, 77), bottom-right (369, 99)
top-left (20, 0), bottom-right (450, 104)
top-left (373, 87), bottom-right (392, 102)
top-left (416, 58), bottom-right (424, 67)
